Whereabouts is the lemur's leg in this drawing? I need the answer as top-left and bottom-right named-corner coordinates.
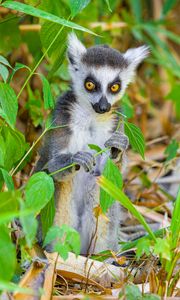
top-left (45, 151), bottom-right (95, 181)
top-left (104, 131), bottom-right (129, 162)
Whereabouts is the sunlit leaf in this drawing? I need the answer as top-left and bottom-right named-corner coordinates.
top-left (69, 0), bottom-right (91, 18)
top-left (0, 64), bottom-right (9, 83)
top-left (0, 83), bottom-right (18, 128)
top-left (124, 121), bottom-right (145, 159)
top-left (0, 168), bottom-right (14, 190)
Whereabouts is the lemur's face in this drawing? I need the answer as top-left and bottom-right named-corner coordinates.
top-left (68, 34), bottom-right (149, 114)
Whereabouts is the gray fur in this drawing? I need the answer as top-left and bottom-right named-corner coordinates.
top-left (36, 33), bottom-right (149, 255)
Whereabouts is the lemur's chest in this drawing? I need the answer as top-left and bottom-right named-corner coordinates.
top-left (67, 105), bottom-right (115, 153)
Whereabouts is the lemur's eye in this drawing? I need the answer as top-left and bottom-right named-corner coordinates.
top-left (85, 81), bottom-right (95, 91)
top-left (110, 83), bottom-right (120, 93)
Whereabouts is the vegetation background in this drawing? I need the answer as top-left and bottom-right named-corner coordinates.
top-left (0, 0), bottom-right (179, 298)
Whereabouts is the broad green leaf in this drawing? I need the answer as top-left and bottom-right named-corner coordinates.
top-left (0, 208), bottom-right (34, 225)
top-left (0, 83), bottom-right (18, 128)
top-left (0, 64), bottom-right (9, 83)
top-left (2, 1), bottom-right (96, 35)
top-left (125, 284), bottom-right (141, 300)
top-left (104, 0), bottom-right (112, 12)
top-left (0, 55), bottom-right (12, 68)
top-left (154, 238), bottom-right (171, 261)
top-left (40, 22), bottom-right (68, 76)
top-left (124, 121), bottom-right (145, 159)
top-left (0, 225), bottom-right (16, 281)
top-left (100, 158), bottom-right (123, 213)
top-left (171, 187), bottom-right (180, 249)
top-left (97, 176), bottom-right (156, 241)
top-left (136, 238), bottom-right (151, 259)
top-left (166, 84), bottom-right (180, 119)
top-left (0, 191), bottom-right (19, 214)
top-left (0, 15), bottom-right (21, 54)
top-left (39, 74), bottom-right (54, 109)
top-left (1, 126), bottom-right (27, 171)
top-left (25, 172), bottom-right (54, 212)
top-left (69, 0), bottom-right (91, 18)
top-left (164, 139), bottom-right (179, 162)
top-left (0, 168), bottom-right (14, 190)
top-left (44, 224), bottom-right (81, 259)
top-left (40, 196), bottom-right (55, 239)
top-left (20, 201), bottom-right (38, 248)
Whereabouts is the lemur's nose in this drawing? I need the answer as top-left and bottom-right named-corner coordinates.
top-left (92, 96), bottom-right (111, 114)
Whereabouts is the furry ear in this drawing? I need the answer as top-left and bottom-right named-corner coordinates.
top-left (67, 33), bottom-right (86, 69)
top-left (124, 45), bottom-right (149, 69)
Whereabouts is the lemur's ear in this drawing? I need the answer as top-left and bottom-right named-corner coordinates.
top-left (67, 33), bottom-right (86, 69)
top-left (124, 45), bottom-right (149, 70)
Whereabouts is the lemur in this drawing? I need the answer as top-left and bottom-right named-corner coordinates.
top-left (36, 33), bottom-right (149, 255)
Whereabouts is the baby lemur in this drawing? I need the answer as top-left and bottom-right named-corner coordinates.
top-left (36, 33), bottom-right (149, 255)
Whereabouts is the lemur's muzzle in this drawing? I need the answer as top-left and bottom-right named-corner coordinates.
top-left (92, 96), bottom-right (111, 114)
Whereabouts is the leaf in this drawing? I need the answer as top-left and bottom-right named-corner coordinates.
top-left (97, 176), bottom-right (156, 241)
top-left (0, 191), bottom-right (19, 214)
top-left (20, 200), bottom-right (38, 248)
top-left (39, 74), bottom-right (54, 109)
top-left (69, 0), bottom-right (91, 18)
top-left (0, 55), bottom-right (12, 68)
top-left (104, 0), bottom-right (112, 12)
top-left (166, 83), bottom-right (180, 119)
top-left (40, 21), bottom-right (68, 76)
top-left (164, 139), bottom-right (179, 162)
top-left (0, 280), bottom-right (32, 294)
top-left (162, 0), bottom-right (177, 16)
top-left (136, 238), bottom-right (151, 259)
top-left (0, 225), bottom-right (16, 281)
top-left (124, 121), bottom-right (145, 159)
top-left (129, 0), bottom-right (142, 22)
top-left (44, 224), bottom-right (81, 260)
top-left (88, 144), bottom-right (102, 153)
top-left (100, 158), bottom-right (123, 213)
top-left (0, 168), bottom-right (14, 190)
top-left (40, 196), bottom-right (55, 240)
top-left (171, 187), bottom-right (180, 249)
top-left (0, 64), bottom-right (9, 83)
top-left (2, 1), bottom-right (96, 35)
top-left (154, 238), bottom-right (171, 261)
top-left (125, 284), bottom-right (141, 300)
top-left (0, 83), bottom-right (18, 128)
top-left (25, 172), bottom-right (54, 213)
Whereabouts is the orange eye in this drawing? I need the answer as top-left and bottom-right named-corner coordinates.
top-left (85, 81), bottom-right (95, 91)
top-left (110, 83), bottom-right (120, 93)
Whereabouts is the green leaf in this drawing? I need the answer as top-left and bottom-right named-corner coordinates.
top-left (100, 158), bottom-right (123, 213)
top-left (0, 168), bottom-right (14, 190)
top-left (166, 84), bottom-right (180, 119)
top-left (129, 0), bottom-right (142, 22)
top-left (0, 55), bottom-right (12, 68)
top-left (0, 225), bottom-right (16, 281)
top-left (171, 187), bottom-right (180, 249)
top-left (88, 144), bottom-right (102, 153)
top-left (20, 201), bottom-right (38, 248)
top-left (104, 0), bottom-right (112, 12)
top-left (39, 74), bottom-right (54, 109)
top-left (2, 1), bottom-right (96, 35)
top-left (125, 284), bottom-right (141, 300)
top-left (25, 172), bottom-right (54, 212)
top-left (0, 280), bottom-right (32, 294)
top-left (44, 224), bottom-right (81, 260)
top-left (97, 176), bottom-right (156, 241)
top-left (0, 191), bottom-right (19, 214)
top-left (40, 196), bottom-right (55, 240)
top-left (0, 83), bottom-right (18, 128)
top-left (69, 0), bottom-right (91, 18)
top-left (162, 0), bottom-right (177, 16)
top-left (164, 139), bottom-right (179, 162)
top-left (0, 64), bottom-right (9, 83)
top-left (40, 22), bottom-right (68, 76)
top-left (0, 16), bottom-right (21, 54)
top-left (124, 121), bottom-right (145, 159)
top-left (154, 238), bottom-right (171, 261)
top-left (136, 238), bottom-right (151, 259)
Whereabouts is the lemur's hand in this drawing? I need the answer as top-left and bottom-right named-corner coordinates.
top-left (73, 151), bottom-right (95, 172)
top-left (104, 132), bottom-right (129, 160)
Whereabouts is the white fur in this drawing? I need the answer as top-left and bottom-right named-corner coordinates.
top-left (68, 32), bottom-right (86, 70)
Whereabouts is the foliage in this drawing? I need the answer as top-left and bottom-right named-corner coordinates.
top-left (0, 0), bottom-right (179, 297)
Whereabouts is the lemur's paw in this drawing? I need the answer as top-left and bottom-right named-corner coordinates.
top-left (73, 151), bottom-right (95, 172)
top-left (105, 132), bottom-right (129, 159)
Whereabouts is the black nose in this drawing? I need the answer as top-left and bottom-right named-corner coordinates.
top-left (92, 96), bottom-right (111, 114)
